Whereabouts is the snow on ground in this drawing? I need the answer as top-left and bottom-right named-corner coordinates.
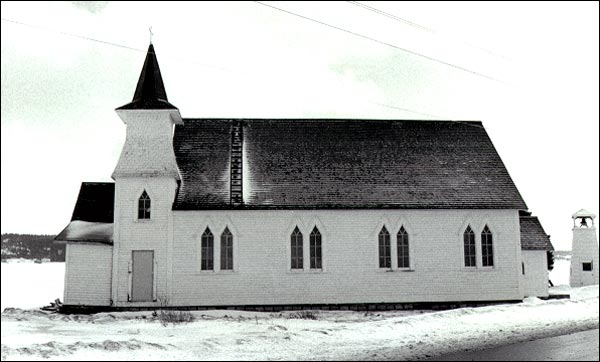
top-left (1, 260), bottom-right (64, 311)
top-left (550, 256), bottom-right (570, 286)
top-left (1, 259), bottom-right (598, 361)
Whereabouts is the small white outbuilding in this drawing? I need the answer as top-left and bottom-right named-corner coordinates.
top-left (570, 209), bottom-right (599, 287)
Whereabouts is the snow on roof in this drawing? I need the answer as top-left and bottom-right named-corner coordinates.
top-left (55, 220), bottom-right (113, 244)
top-left (55, 182), bottom-right (114, 244)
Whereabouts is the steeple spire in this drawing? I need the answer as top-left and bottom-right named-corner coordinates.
top-left (116, 43), bottom-right (177, 110)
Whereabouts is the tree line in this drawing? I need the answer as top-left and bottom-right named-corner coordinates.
top-left (1, 234), bottom-right (65, 261)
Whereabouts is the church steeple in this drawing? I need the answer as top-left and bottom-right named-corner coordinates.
top-left (112, 41), bottom-right (182, 180)
top-left (117, 44), bottom-right (177, 110)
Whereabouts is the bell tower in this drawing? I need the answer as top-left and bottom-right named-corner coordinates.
top-left (111, 43), bottom-right (182, 306)
top-left (569, 209), bottom-right (599, 287)
top-left (112, 43), bottom-right (182, 179)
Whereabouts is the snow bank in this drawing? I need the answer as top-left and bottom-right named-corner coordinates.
top-left (1, 256), bottom-right (598, 361)
top-left (1, 286), bottom-right (597, 361)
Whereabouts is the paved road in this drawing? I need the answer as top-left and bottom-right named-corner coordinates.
top-left (431, 329), bottom-right (599, 361)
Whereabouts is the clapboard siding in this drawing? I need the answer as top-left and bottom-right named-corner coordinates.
top-left (521, 250), bottom-right (549, 297)
top-left (64, 243), bottom-right (112, 305)
top-left (166, 209), bottom-right (523, 306)
top-left (112, 177), bottom-right (177, 306)
top-left (570, 227), bottom-right (600, 287)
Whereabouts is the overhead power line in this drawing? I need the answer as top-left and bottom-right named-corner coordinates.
top-left (1, 18), bottom-right (143, 52)
top-left (1, 17), bottom-right (233, 73)
top-left (254, 1), bottom-right (505, 83)
top-left (347, 1), bottom-right (435, 33)
top-left (2, 16), bottom-right (483, 124)
top-left (346, 1), bottom-right (511, 61)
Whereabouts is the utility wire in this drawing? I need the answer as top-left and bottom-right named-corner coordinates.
top-left (347, 1), bottom-right (511, 61)
top-left (254, 1), bottom-right (505, 83)
top-left (1, 18), bottom-right (143, 52)
top-left (348, 1), bottom-right (435, 33)
top-left (373, 102), bottom-right (488, 130)
top-left (373, 102), bottom-right (442, 119)
top-left (2, 16), bottom-right (486, 127)
top-left (1, 17), bottom-right (234, 74)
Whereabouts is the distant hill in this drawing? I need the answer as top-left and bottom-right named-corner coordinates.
top-left (1, 234), bottom-right (65, 261)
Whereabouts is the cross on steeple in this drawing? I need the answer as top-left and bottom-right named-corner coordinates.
top-left (149, 26), bottom-right (153, 44)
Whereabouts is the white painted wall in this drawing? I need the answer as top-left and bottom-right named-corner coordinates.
top-left (521, 250), bottom-right (549, 297)
top-left (570, 227), bottom-right (599, 286)
top-left (158, 209), bottom-right (524, 306)
top-left (106, 110), bottom-right (529, 308)
top-left (112, 110), bottom-right (181, 179)
top-left (111, 107), bottom-right (182, 307)
top-left (112, 176), bottom-right (177, 307)
top-left (64, 243), bottom-right (112, 306)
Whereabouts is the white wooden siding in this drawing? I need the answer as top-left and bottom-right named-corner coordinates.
top-left (112, 177), bottom-right (177, 307)
top-left (64, 243), bottom-right (112, 306)
top-left (521, 250), bottom-right (549, 297)
top-left (162, 209), bottom-right (523, 306)
top-left (570, 227), bottom-right (599, 287)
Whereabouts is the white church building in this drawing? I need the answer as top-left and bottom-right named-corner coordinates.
top-left (56, 44), bottom-right (554, 311)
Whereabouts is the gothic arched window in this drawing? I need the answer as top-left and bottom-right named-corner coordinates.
top-left (221, 227), bottom-right (233, 270)
top-left (397, 226), bottom-right (410, 268)
top-left (481, 225), bottom-right (494, 267)
top-left (291, 226), bottom-right (303, 269)
top-left (138, 190), bottom-right (151, 220)
top-left (310, 226), bottom-right (322, 269)
top-left (464, 226), bottom-right (476, 267)
top-left (201, 227), bottom-right (214, 270)
top-left (379, 226), bottom-right (391, 268)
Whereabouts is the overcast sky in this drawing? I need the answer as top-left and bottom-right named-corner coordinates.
top-left (1, 1), bottom-right (598, 250)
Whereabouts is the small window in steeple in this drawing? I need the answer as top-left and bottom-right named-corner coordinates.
top-left (138, 190), bottom-right (151, 219)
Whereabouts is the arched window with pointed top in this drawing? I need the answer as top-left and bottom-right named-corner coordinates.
top-left (291, 226), bottom-right (303, 269)
top-left (201, 227), bottom-right (214, 270)
top-left (221, 227), bottom-right (233, 270)
top-left (397, 226), bottom-right (410, 268)
top-left (379, 226), bottom-right (391, 268)
top-left (481, 225), bottom-right (494, 267)
top-left (138, 190), bottom-right (151, 219)
top-left (310, 226), bottom-right (322, 269)
top-left (464, 225), bottom-right (476, 267)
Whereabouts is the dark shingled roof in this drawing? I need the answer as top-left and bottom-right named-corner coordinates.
top-left (70, 182), bottom-right (115, 223)
top-left (116, 44), bottom-right (177, 110)
top-left (55, 182), bottom-right (114, 244)
top-left (173, 119), bottom-right (527, 210)
top-left (520, 216), bottom-right (554, 251)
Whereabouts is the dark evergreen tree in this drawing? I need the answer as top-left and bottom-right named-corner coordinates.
top-left (547, 250), bottom-right (555, 271)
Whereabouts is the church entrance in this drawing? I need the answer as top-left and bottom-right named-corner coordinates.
top-left (131, 250), bottom-right (154, 302)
